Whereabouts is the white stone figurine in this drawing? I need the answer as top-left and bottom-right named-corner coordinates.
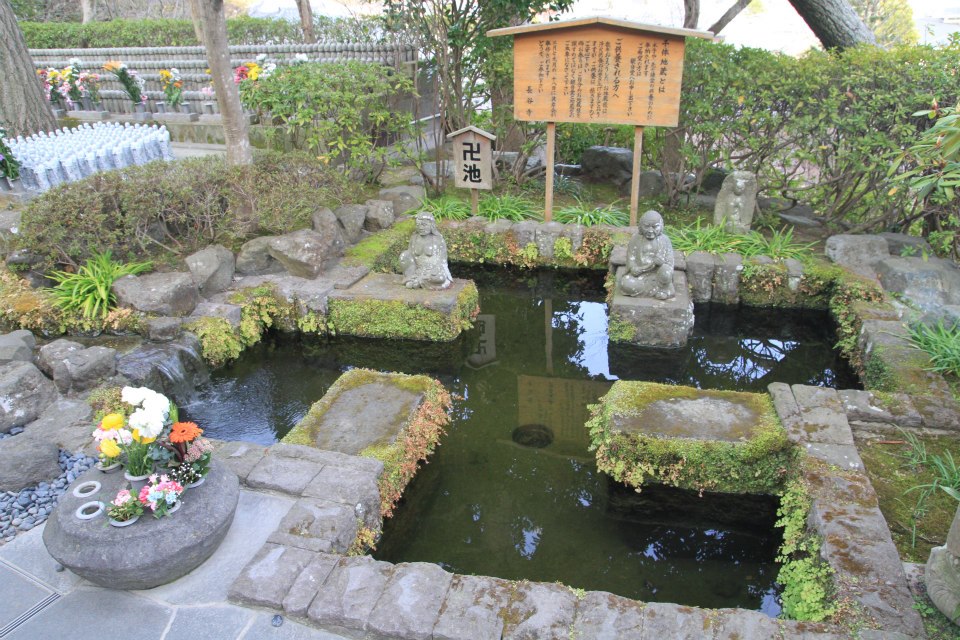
top-left (399, 212), bottom-right (453, 291)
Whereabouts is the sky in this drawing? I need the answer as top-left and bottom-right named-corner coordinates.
top-left (247, 0), bottom-right (960, 54)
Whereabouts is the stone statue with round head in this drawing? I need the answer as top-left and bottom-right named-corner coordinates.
top-left (618, 209), bottom-right (675, 300)
top-left (399, 212), bottom-right (453, 290)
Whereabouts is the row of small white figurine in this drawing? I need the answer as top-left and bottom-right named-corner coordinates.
top-left (2, 122), bottom-right (174, 192)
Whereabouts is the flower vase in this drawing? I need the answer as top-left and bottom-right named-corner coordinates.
top-left (156, 101), bottom-right (167, 113)
top-left (167, 500), bottom-right (182, 515)
top-left (185, 476), bottom-right (205, 489)
top-left (81, 95), bottom-right (93, 111)
top-left (179, 103), bottom-right (192, 114)
top-left (124, 470), bottom-right (150, 494)
top-left (134, 103), bottom-right (146, 114)
top-left (109, 515), bottom-right (139, 527)
top-left (203, 101), bottom-right (215, 115)
top-left (96, 460), bottom-right (122, 474)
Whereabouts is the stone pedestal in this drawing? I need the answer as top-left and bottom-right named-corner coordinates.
top-left (43, 459), bottom-right (239, 590)
top-left (926, 505), bottom-right (960, 625)
top-left (609, 271), bottom-right (694, 348)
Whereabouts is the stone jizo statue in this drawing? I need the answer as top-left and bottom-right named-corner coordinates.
top-left (400, 212), bottom-right (453, 290)
top-left (926, 504), bottom-right (960, 625)
top-left (618, 210), bottom-right (675, 300)
top-left (714, 170), bottom-right (758, 234)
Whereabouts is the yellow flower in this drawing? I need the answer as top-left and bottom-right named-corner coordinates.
top-left (100, 413), bottom-right (125, 430)
top-left (99, 439), bottom-right (121, 458)
top-left (103, 60), bottom-right (121, 73)
top-left (132, 429), bottom-right (156, 444)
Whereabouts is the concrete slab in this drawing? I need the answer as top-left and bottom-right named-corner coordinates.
top-left (214, 441), bottom-right (269, 483)
top-left (230, 543), bottom-right (315, 610)
top-left (612, 395), bottom-right (762, 441)
top-left (164, 605), bottom-right (253, 640)
top-left (0, 563), bottom-right (55, 636)
top-left (302, 465), bottom-right (381, 530)
top-left (141, 489), bottom-right (294, 605)
top-left (241, 612), bottom-right (348, 640)
top-left (5, 587), bottom-right (171, 640)
top-left (307, 383), bottom-right (420, 455)
top-left (247, 453), bottom-right (323, 495)
top-left (0, 525), bottom-right (86, 594)
top-left (329, 273), bottom-right (467, 314)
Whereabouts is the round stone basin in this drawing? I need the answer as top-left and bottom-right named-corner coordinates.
top-left (43, 459), bottom-right (239, 590)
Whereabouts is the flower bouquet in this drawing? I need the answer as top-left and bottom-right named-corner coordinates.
top-left (107, 488), bottom-right (144, 526)
top-left (163, 422), bottom-right (212, 487)
top-left (103, 60), bottom-right (146, 107)
top-left (138, 474), bottom-right (183, 518)
top-left (92, 412), bottom-right (127, 472)
top-left (159, 68), bottom-right (184, 110)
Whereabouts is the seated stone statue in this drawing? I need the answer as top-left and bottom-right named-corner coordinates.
top-left (399, 212), bottom-right (453, 290)
top-left (618, 210), bottom-right (675, 300)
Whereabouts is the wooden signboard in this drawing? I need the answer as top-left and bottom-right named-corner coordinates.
top-left (511, 24), bottom-right (686, 127)
top-left (447, 125), bottom-right (496, 214)
top-left (489, 17), bottom-right (712, 224)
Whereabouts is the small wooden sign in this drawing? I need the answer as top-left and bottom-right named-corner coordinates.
top-left (447, 126), bottom-right (496, 191)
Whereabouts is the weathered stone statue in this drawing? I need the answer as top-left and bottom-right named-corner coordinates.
top-left (618, 210), bottom-right (675, 300)
top-left (714, 170), bottom-right (758, 234)
top-left (399, 212), bottom-right (453, 290)
top-left (926, 504), bottom-right (960, 625)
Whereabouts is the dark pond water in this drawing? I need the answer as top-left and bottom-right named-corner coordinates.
top-left (182, 266), bottom-right (858, 614)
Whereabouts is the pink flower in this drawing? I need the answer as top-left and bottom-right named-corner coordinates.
top-left (111, 489), bottom-right (132, 507)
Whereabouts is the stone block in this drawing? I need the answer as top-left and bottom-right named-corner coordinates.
top-left (801, 442), bottom-right (864, 471)
top-left (570, 591), bottom-right (645, 638)
top-left (838, 390), bottom-right (921, 428)
top-left (378, 185), bottom-right (425, 216)
top-left (236, 236), bottom-right (285, 275)
top-left (685, 251), bottom-right (717, 302)
top-left (432, 574), bottom-right (512, 640)
top-left (191, 302), bottom-right (243, 329)
top-left (268, 497), bottom-right (358, 553)
top-left (608, 272), bottom-right (694, 347)
top-left (113, 271), bottom-right (200, 316)
top-left (501, 581), bottom-right (577, 640)
top-left (0, 433), bottom-right (61, 492)
top-left (282, 552), bottom-right (340, 617)
top-left (712, 252), bottom-right (742, 304)
top-left (61, 346), bottom-right (117, 393)
top-left (302, 464), bottom-right (381, 530)
top-left (912, 393), bottom-right (960, 431)
top-left (246, 451), bottom-right (323, 495)
top-left (186, 244), bottom-right (235, 297)
top-left (24, 397), bottom-right (94, 453)
top-left (0, 361), bottom-right (59, 433)
top-left (824, 234), bottom-right (889, 279)
top-left (791, 385), bottom-right (854, 446)
top-left (768, 382), bottom-right (803, 436)
top-left (640, 601), bottom-right (714, 638)
top-left (334, 204), bottom-right (368, 244)
top-left (268, 229), bottom-right (344, 279)
top-left (712, 608), bottom-right (782, 638)
top-left (306, 555), bottom-right (394, 635)
top-left (37, 339), bottom-right (83, 379)
top-left (534, 221), bottom-right (565, 259)
top-left (363, 199), bottom-right (395, 232)
top-left (876, 256), bottom-right (948, 312)
top-left (147, 317), bottom-right (183, 342)
top-left (213, 440), bottom-right (267, 483)
top-left (228, 543), bottom-right (315, 609)
top-left (327, 273), bottom-right (478, 342)
top-left (513, 221), bottom-right (537, 247)
top-left (365, 562), bottom-right (453, 640)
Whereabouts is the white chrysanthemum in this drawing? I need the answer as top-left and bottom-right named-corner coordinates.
top-left (128, 408), bottom-right (164, 438)
top-left (142, 392), bottom-right (170, 419)
top-left (122, 386), bottom-right (150, 406)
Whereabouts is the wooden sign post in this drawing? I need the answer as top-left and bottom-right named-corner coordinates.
top-left (447, 126), bottom-right (496, 215)
top-left (488, 17), bottom-right (712, 225)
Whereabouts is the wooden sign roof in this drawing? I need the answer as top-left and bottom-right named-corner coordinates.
top-left (488, 16), bottom-right (712, 127)
top-left (446, 126), bottom-right (497, 141)
top-left (487, 16), bottom-right (714, 40)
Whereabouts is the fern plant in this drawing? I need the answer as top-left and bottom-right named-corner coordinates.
top-left (48, 251), bottom-right (152, 319)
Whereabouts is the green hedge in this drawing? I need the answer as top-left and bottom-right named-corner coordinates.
top-left (21, 17), bottom-right (301, 48)
top-left (15, 151), bottom-right (358, 273)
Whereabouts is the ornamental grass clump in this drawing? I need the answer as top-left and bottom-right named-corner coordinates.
top-left (907, 320), bottom-right (960, 377)
top-left (47, 250), bottom-right (151, 320)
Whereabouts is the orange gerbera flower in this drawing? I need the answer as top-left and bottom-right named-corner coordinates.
top-left (169, 421), bottom-right (202, 443)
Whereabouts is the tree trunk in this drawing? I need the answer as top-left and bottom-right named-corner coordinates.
top-left (80, 0), bottom-right (96, 23)
top-left (709, 0), bottom-right (753, 34)
top-left (683, 0), bottom-right (699, 29)
top-left (294, 0), bottom-right (315, 44)
top-left (0, 0), bottom-right (56, 137)
top-left (189, 0), bottom-right (204, 44)
top-left (191, 0), bottom-right (252, 165)
top-left (787, 0), bottom-right (876, 49)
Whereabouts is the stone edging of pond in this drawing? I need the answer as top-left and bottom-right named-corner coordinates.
top-left (217, 441), bottom-right (845, 639)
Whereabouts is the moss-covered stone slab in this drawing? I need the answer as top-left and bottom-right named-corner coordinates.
top-left (284, 368), bottom-right (452, 517)
top-left (327, 273), bottom-right (479, 342)
top-left (607, 271), bottom-right (694, 348)
top-left (588, 381), bottom-right (794, 494)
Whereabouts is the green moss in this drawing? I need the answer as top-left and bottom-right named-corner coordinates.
top-left (606, 315), bottom-right (637, 343)
top-left (343, 219), bottom-right (415, 271)
top-left (183, 316), bottom-right (244, 367)
top-left (587, 381), bottom-right (795, 494)
top-left (328, 281), bottom-right (479, 342)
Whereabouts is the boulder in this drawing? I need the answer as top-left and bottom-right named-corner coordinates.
top-left (268, 229), bottom-right (343, 279)
top-left (378, 186), bottom-right (425, 216)
top-left (876, 257), bottom-right (949, 313)
top-left (236, 236), bottom-right (281, 275)
top-left (619, 170), bottom-right (664, 199)
top-left (333, 205), bottom-right (368, 244)
top-left (191, 302), bottom-right (243, 329)
top-left (879, 232), bottom-right (932, 257)
top-left (363, 199), bottom-right (395, 232)
top-left (40, 340), bottom-right (116, 394)
top-left (824, 234), bottom-right (889, 279)
top-left (581, 146), bottom-right (633, 186)
top-left (0, 433), bottom-right (61, 492)
top-left (113, 272), bottom-right (200, 316)
top-left (147, 317), bottom-right (182, 342)
top-left (185, 244), bottom-right (235, 297)
top-left (0, 361), bottom-right (59, 433)
top-left (6, 329), bottom-right (36, 350)
top-left (37, 339), bottom-right (83, 378)
top-left (25, 398), bottom-right (94, 453)
top-left (310, 207), bottom-right (347, 253)
top-left (0, 332), bottom-right (33, 364)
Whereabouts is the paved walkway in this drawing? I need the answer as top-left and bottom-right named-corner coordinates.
top-left (0, 489), bottom-right (349, 640)
top-left (171, 142), bottom-right (227, 160)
